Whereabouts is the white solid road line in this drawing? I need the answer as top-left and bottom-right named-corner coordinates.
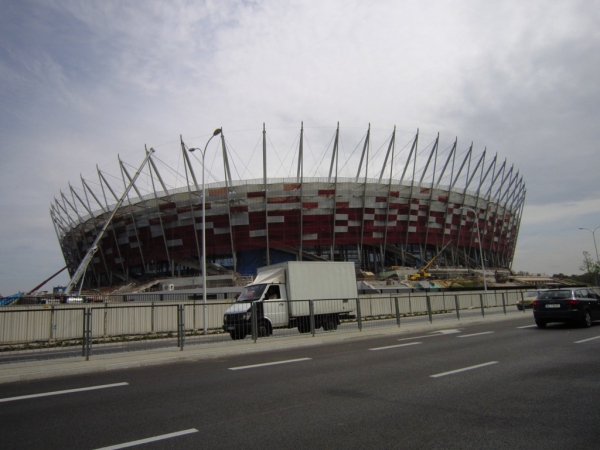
top-left (398, 330), bottom-right (461, 341)
top-left (369, 342), bottom-right (422, 351)
top-left (430, 361), bottom-right (498, 378)
top-left (94, 428), bottom-right (198, 450)
top-left (517, 325), bottom-right (537, 329)
top-left (398, 335), bottom-right (439, 341)
top-left (0, 382), bottom-right (129, 403)
top-left (229, 358), bottom-right (312, 371)
top-left (574, 335), bottom-right (600, 344)
top-left (457, 331), bottom-right (495, 338)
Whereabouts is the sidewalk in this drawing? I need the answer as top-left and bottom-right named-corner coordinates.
top-left (0, 309), bottom-right (529, 384)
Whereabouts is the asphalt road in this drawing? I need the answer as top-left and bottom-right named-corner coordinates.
top-left (1, 315), bottom-right (600, 449)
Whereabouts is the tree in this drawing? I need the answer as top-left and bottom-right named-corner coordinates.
top-left (580, 251), bottom-right (600, 286)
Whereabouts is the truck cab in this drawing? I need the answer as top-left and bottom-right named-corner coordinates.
top-left (223, 280), bottom-right (289, 340)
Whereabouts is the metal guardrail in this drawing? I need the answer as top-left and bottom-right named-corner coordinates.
top-left (0, 289), bottom-right (526, 364)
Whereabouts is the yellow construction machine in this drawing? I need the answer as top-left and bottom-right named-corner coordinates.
top-left (408, 242), bottom-right (452, 281)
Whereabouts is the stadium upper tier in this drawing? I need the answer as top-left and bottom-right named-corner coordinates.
top-left (51, 125), bottom-right (525, 288)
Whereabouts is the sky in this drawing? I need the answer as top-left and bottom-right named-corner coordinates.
top-left (1, 0), bottom-right (599, 295)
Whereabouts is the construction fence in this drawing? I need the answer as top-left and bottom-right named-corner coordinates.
top-left (0, 289), bottom-right (531, 364)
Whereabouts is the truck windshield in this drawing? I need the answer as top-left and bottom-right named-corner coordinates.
top-left (237, 284), bottom-right (267, 302)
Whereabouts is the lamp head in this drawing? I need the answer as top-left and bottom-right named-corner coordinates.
top-left (187, 128), bottom-right (221, 152)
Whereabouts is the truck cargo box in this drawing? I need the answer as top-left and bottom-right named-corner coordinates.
top-left (255, 261), bottom-right (357, 317)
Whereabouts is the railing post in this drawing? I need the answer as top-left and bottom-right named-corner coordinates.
top-left (501, 293), bottom-right (506, 315)
top-left (479, 294), bottom-right (485, 317)
top-left (82, 307), bottom-right (92, 361)
top-left (454, 294), bottom-right (460, 320)
top-left (426, 295), bottom-right (433, 323)
top-left (151, 301), bottom-right (155, 333)
top-left (82, 307), bottom-right (87, 357)
top-left (176, 305), bottom-right (181, 348)
top-left (356, 297), bottom-right (362, 331)
top-left (178, 304), bottom-right (185, 351)
top-left (193, 300), bottom-right (197, 331)
top-left (394, 297), bottom-right (401, 327)
top-left (251, 302), bottom-right (258, 342)
top-left (87, 308), bottom-right (92, 360)
top-left (103, 303), bottom-right (108, 337)
top-left (310, 300), bottom-right (315, 336)
top-left (49, 305), bottom-right (55, 341)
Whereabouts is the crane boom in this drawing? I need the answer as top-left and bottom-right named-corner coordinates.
top-left (65, 149), bottom-right (155, 295)
top-left (27, 266), bottom-right (68, 295)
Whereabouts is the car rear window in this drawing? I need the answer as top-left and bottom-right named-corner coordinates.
top-left (538, 290), bottom-right (571, 300)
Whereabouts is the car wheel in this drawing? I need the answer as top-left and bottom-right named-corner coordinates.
top-left (229, 330), bottom-right (247, 340)
top-left (535, 319), bottom-right (547, 328)
top-left (581, 310), bottom-right (592, 328)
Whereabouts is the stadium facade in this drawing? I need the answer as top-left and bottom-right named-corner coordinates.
top-left (51, 124), bottom-right (525, 289)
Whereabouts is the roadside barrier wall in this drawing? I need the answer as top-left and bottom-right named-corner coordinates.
top-left (0, 290), bottom-right (524, 347)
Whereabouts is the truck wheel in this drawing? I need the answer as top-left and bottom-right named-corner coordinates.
top-left (256, 320), bottom-right (272, 337)
top-left (229, 330), bottom-right (247, 340)
top-left (322, 316), bottom-right (338, 331)
top-left (297, 318), bottom-right (311, 333)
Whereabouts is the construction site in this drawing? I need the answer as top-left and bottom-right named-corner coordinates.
top-left (7, 124), bottom-right (542, 303)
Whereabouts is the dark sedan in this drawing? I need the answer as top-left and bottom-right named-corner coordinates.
top-left (533, 288), bottom-right (600, 328)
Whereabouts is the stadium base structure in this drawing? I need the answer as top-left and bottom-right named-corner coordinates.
top-left (51, 124), bottom-right (525, 290)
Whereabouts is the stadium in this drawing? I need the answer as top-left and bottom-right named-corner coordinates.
top-left (50, 124), bottom-right (525, 291)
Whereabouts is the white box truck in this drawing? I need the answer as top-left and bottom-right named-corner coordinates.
top-left (223, 261), bottom-right (357, 339)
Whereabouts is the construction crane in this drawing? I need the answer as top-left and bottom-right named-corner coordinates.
top-left (27, 266), bottom-right (67, 296)
top-left (64, 149), bottom-right (155, 295)
top-left (408, 241), bottom-right (452, 281)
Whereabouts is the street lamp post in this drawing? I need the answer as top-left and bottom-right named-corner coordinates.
top-left (460, 207), bottom-right (488, 297)
top-left (188, 128), bottom-right (222, 334)
top-left (579, 226), bottom-right (600, 286)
